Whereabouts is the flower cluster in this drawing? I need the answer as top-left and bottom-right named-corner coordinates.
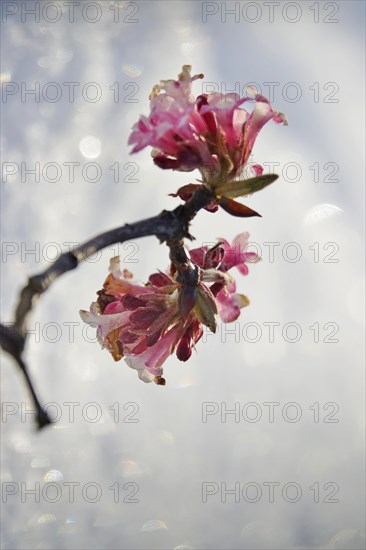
top-left (129, 65), bottom-right (287, 217)
top-left (80, 234), bottom-right (258, 384)
top-left (81, 66), bottom-right (286, 385)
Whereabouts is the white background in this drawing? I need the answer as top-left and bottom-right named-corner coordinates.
top-left (1, 1), bottom-right (365, 549)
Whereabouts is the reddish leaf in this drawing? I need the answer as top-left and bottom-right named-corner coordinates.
top-left (170, 184), bottom-right (218, 213)
top-left (169, 183), bottom-right (202, 201)
top-left (218, 197), bottom-right (261, 218)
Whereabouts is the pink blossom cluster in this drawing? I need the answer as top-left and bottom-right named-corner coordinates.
top-left (128, 65), bottom-right (287, 188)
top-left (81, 67), bottom-right (286, 384)
top-left (80, 235), bottom-right (259, 384)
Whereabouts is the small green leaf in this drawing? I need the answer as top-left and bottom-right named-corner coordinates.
top-left (195, 285), bottom-right (217, 333)
top-left (215, 174), bottom-right (278, 199)
top-left (218, 197), bottom-right (261, 218)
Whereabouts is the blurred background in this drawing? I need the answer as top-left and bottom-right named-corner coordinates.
top-left (1, 1), bottom-right (365, 548)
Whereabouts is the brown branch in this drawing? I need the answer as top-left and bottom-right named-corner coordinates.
top-left (0, 186), bottom-right (214, 429)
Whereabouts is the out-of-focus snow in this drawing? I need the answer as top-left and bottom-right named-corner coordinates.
top-left (1, 2), bottom-right (365, 549)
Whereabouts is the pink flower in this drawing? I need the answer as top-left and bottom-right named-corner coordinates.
top-left (128, 66), bottom-right (287, 188)
top-left (190, 232), bottom-right (259, 275)
top-left (80, 234), bottom-right (255, 384)
top-left (189, 232), bottom-right (259, 322)
top-left (80, 257), bottom-right (215, 384)
top-left (217, 232), bottom-right (260, 275)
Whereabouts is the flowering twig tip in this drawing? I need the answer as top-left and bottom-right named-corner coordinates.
top-left (77, 66), bottom-right (286, 384)
top-left (2, 66), bottom-right (284, 412)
